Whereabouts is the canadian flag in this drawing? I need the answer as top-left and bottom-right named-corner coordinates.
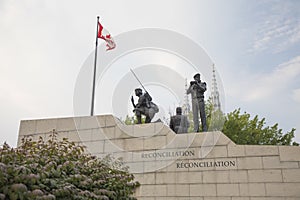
top-left (97, 22), bottom-right (116, 51)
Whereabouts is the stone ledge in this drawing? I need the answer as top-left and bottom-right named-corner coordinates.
top-left (279, 146), bottom-right (300, 162)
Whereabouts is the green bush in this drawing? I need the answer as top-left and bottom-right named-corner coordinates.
top-left (0, 131), bottom-right (139, 200)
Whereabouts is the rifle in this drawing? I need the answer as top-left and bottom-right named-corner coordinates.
top-left (130, 69), bottom-right (148, 94)
top-left (130, 68), bottom-right (152, 107)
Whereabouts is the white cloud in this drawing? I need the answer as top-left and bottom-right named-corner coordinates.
top-left (238, 55), bottom-right (300, 102)
top-left (248, 2), bottom-right (300, 53)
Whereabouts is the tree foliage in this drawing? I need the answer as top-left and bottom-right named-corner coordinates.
top-left (0, 131), bottom-right (139, 200)
top-left (205, 98), bottom-right (225, 131)
top-left (124, 115), bottom-right (145, 125)
top-left (222, 108), bottom-right (298, 146)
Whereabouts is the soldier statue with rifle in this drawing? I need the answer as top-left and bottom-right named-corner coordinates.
top-left (130, 69), bottom-right (159, 124)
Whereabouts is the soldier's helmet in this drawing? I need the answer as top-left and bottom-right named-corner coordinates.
top-left (193, 73), bottom-right (201, 79)
top-left (135, 88), bottom-right (143, 95)
top-left (176, 107), bottom-right (182, 115)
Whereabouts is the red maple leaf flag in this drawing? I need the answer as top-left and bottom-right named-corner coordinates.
top-left (97, 22), bottom-right (116, 51)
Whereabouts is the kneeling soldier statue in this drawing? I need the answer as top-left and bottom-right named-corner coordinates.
top-left (131, 88), bottom-right (159, 124)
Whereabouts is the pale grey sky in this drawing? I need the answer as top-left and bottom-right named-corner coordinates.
top-left (1, 0), bottom-right (300, 146)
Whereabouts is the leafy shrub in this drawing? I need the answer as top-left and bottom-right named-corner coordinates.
top-left (0, 131), bottom-right (139, 200)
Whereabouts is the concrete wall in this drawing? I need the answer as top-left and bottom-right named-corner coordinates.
top-left (18, 115), bottom-right (300, 199)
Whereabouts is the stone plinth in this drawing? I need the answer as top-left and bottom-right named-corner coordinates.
top-left (18, 115), bottom-right (300, 199)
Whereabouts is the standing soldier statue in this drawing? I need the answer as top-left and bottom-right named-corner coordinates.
top-left (187, 73), bottom-right (207, 132)
top-left (169, 107), bottom-right (190, 134)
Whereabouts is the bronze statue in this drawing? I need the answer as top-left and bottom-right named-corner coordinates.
top-left (131, 88), bottom-right (159, 124)
top-left (169, 107), bottom-right (190, 133)
top-left (187, 73), bottom-right (207, 132)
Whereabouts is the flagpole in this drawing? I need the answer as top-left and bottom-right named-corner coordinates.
top-left (90, 16), bottom-right (99, 116)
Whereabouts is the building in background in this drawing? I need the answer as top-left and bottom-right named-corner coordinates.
top-left (211, 64), bottom-right (221, 111)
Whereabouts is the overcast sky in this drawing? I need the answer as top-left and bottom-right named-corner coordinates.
top-left (1, 0), bottom-right (300, 147)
